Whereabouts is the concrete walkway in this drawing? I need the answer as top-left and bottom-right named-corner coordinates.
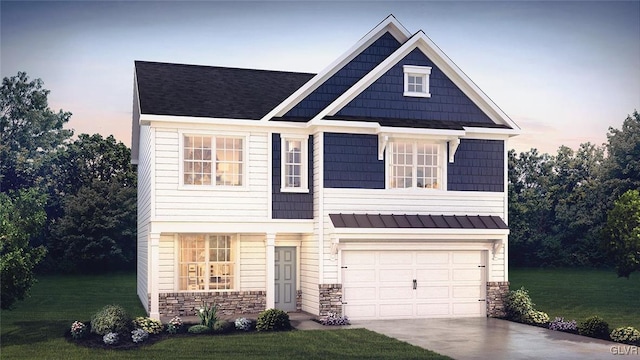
top-left (352, 317), bottom-right (627, 360)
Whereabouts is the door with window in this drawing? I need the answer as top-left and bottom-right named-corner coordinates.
top-left (274, 247), bottom-right (296, 312)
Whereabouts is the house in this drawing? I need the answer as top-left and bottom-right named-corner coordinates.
top-left (131, 15), bottom-right (520, 321)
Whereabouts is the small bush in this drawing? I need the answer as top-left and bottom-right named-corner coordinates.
top-left (256, 308), bottom-right (291, 331)
top-left (610, 327), bottom-right (640, 345)
top-left (212, 319), bottom-right (234, 334)
top-left (504, 287), bottom-right (535, 323)
top-left (527, 310), bottom-right (550, 326)
top-left (548, 317), bottom-right (577, 333)
top-left (320, 312), bottom-right (350, 326)
top-left (131, 328), bottom-right (149, 343)
top-left (102, 332), bottom-right (119, 345)
top-left (132, 317), bottom-right (163, 334)
top-left (578, 316), bottom-right (610, 340)
top-left (188, 324), bottom-right (212, 334)
top-left (196, 302), bottom-right (218, 329)
top-left (166, 316), bottom-right (184, 334)
top-left (70, 321), bottom-right (88, 340)
top-left (234, 317), bottom-right (255, 332)
top-left (91, 305), bottom-right (132, 335)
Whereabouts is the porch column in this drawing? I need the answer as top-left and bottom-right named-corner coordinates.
top-left (149, 232), bottom-right (160, 320)
top-left (265, 233), bottom-right (276, 309)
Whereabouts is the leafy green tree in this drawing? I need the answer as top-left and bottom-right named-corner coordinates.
top-left (0, 189), bottom-right (47, 309)
top-left (601, 111), bottom-right (640, 206)
top-left (602, 190), bottom-right (640, 278)
top-left (0, 72), bottom-right (72, 192)
top-left (50, 179), bottom-right (136, 272)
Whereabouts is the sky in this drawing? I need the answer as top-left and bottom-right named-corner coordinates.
top-left (2, 1), bottom-right (639, 154)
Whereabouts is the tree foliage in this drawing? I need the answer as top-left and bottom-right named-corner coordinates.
top-left (0, 72), bottom-right (72, 192)
top-left (602, 190), bottom-right (640, 278)
top-left (0, 189), bottom-right (48, 309)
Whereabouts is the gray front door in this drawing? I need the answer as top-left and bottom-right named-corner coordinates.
top-left (274, 246), bottom-right (296, 312)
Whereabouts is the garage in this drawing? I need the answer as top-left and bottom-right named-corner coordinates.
top-left (341, 250), bottom-right (486, 320)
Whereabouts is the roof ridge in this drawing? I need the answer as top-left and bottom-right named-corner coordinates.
top-left (134, 60), bottom-right (315, 76)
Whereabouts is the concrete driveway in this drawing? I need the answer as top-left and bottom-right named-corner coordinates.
top-left (353, 317), bottom-right (628, 360)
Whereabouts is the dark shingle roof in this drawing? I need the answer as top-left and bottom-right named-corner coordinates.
top-left (329, 213), bottom-right (508, 230)
top-left (135, 61), bottom-right (315, 119)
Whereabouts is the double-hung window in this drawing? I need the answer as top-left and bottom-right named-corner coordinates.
top-left (178, 234), bottom-right (235, 291)
top-left (388, 141), bottom-right (442, 189)
top-left (183, 134), bottom-right (244, 187)
top-left (403, 65), bottom-right (432, 98)
top-left (281, 135), bottom-right (308, 192)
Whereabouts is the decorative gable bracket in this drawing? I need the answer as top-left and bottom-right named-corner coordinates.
top-left (378, 135), bottom-right (389, 161)
top-left (448, 138), bottom-right (460, 163)
top-left (492, 239), bottom-right (504, 260)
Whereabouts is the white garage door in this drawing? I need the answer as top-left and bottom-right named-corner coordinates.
top-left (342, 250), bottom-right (486, 320)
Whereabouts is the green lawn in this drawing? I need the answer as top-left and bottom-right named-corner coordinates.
top-left (1, 273), bottom-right (449, 360)
top-left (509, 268), bottom-right (640, 329)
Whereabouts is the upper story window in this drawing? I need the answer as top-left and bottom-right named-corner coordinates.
top-left (281, 135), bottom-right (309, 192)
top-left (178, 234), bottom-right (235, 291)
top-left (403, 65), bottom-right (432, 98)
top-left (183, 134), bottom-right (244, 187)
top-left (388, 141), bottom-right (442, 189)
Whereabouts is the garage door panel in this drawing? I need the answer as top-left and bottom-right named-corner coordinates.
top-left (342, 250), bottom-right (486, 320)
top-left (416, 268), bottom-right (449, 281)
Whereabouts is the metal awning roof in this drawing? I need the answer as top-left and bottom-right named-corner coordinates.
top-left (329, 213), bottom-right (508, 230)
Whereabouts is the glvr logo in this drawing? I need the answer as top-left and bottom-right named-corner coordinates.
top-left (610, 345), bottom-right (639, 355)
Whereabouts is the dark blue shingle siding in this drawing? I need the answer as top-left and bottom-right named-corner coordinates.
top-left (285, 32), bottom-right (401, 118)
top-left (272, 134), bottom-right (314, 219)
top-left (337, 48), bottom-right (494, 124)
top-left (323, 133), bottom-right (385, 189)
top-left (448, 139), bottom-right (504, 192)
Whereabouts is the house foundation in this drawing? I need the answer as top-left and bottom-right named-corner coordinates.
top-left (486, 281), bottom-right (509, 317)
top-left (319, 284), bottom-right (342, 316)
top-left (157, 291), bottom-right (266, 317)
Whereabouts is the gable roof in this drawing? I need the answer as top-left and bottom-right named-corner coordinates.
top-left (308, 31), bottom-right (520, 130)
top-left (135, 61), bottom-right (314, 119)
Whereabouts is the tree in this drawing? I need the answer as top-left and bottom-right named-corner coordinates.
top-left (0, 189), bottom-right (47, 309)
top-left (602, 189), bottom-right (640, 278)
top-left (601, 111), bottom-right (640, 206)
top-left (0, 72), bottom-right (72, 192)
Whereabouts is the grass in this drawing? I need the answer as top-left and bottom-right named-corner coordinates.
top-left (1, 273), bottom-right (450, 360)
top-left (509, 268), bottom-right (640, 330)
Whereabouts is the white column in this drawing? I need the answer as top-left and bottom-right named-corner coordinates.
top-left (149, 233), bottom-right (160, 320)
top-left (265, 233), bottom-right (276, 309)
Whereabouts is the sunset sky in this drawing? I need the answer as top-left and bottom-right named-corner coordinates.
top-left (2, 1), bottom-right (639, 154)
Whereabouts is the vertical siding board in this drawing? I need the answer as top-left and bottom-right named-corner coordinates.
top-left (323, 133), bottom-right (384, 189)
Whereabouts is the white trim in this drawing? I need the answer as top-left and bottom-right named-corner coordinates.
top-left (149, 220), bottom-right (314, 235)
top-left (403, 65), bottom-right (432, 98)
top-left (149, 233), bottom-right (160, 320)
top-left (333, 230), bottom-right (509, 240)
top-left (448, 138), bottom-right (460, 163)
top-left (280, 134), bottom-right (309, 193)
top-left (267, 132), bottom-right (273, 219)
top-left (265, 233), bottom-right (276, 309)
top-left (317, 132), bottom-right (325, 284)
top-left (260, 15), bottom-right (411, 121)
top-left (309, 31), bottom-right (520, 132)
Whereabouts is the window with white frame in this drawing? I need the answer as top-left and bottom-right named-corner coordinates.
top-left (281, 135), bottom-right (308, 192)
top-left (388, 141), bottom-right (442, 189)
top-left (183, 135), bottom-right (244, 186)
top-left (178, 234), bottom-right (235, 291)
top-left (403, 65), bottom-right (432, 98)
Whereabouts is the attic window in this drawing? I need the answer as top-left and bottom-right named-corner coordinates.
top-left (403, 65), bottom-right (432, 98)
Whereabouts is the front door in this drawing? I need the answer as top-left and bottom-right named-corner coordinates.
top-left (274, 246), bottom-right (296, 312)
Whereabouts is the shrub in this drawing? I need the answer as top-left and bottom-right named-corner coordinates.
top-left (504, 287), bottom-right (535, 323)
top-left (578, 316), bottom-right (610, 340)
top-left (70, 321), bottom-right (88, 340)
top-left (102, 332), bottom-right (119, 345)
top-left (234, 317), bottom-right (255, 332)
top-left (320, 312), bottom-right (350, 326)
top-left (91, 305), bottom-right (132, 335)
top-left (196, 302), bottom-right (218, 329)
top-left (212, 319), bottom-right (234, 334)
top-left (188, 324), bottom-right (212, 334)
top-left (257, 308), bottom-right (291, 332)
top-left (610, 327), bottom-right (640, 345)
top-left (166, 316), bottom-right (184, 334)
top-left (131, 328), bottom-right (149, 343)
top-left (527, 310), bottom-right (550, 326)
top-left (548, 317), bottom-right (577, 333)
top-left (132, 316), bottom-right (163, 334)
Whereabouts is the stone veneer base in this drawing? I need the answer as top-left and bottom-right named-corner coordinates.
top-left (319, 284), bottom-right (342, 317)
top-left (158, 291), bottom-right (266, 317)
top-left (486, 281), bottom-right (509, 318)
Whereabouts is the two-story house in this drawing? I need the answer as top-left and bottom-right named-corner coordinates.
top-left (131, 15), bottom-right (520, 321)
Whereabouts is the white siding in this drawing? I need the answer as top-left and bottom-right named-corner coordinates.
top-left (153, 128), bottom-right (269, 221)
top-left (136, 125), bottom-right (152, 311)
top-left (158, 234), bottom-right (175, 292)
top-left (300, 233), bottom-right (319, 314)
top-left (240, 234), bottom-right (266, 291)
